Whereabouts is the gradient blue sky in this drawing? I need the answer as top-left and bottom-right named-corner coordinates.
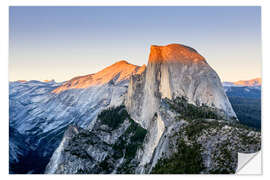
top-left (9, 6), bottom-right (261, 82)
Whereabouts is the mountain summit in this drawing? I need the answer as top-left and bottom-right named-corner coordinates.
top-left (149, 44), bottom-right (205, 63)
top-left (125, 43), bottom-right (237, 171)
top-left (53, 60), bottom-right (145, 93)
top-left (127, 43), bottom-right (236, 128)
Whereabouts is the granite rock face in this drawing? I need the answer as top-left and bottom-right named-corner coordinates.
top-left (45, 98), bottom-right (260, 174)
top-left (126, 44), bottom-right (237, 170)
top-left (45, 106), bottom-right (147, 174)
top-left (145, 98), bottom-right (260, 174)
top-left (127, 44), bottom-right (236, 127)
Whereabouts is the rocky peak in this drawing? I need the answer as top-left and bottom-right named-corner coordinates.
top-left (149, 44), bottom-right (205, 64)
top-left (127, 43), bottom-right (237, 128)
top-left (52, 60), bottom-right (145, 93)
top-left (126, 43), bottom-right (237, 170)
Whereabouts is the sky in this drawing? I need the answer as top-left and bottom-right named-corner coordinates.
top-left (9, 6), bottom-right (261, 82)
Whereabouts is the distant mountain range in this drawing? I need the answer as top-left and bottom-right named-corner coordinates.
top-left (222, 78), bottom-right (261, 130)
top-left (223, 78), bottom-right (261, 87)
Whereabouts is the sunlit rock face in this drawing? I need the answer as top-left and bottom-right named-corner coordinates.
top-left (126, 44), bottom-right (237, 171)
top-left (9, 61), bottom-right (145, 173)
top-left (127, 44), bottom-right (236, 127)
top-left (53, 60), bottom-right (145, 93)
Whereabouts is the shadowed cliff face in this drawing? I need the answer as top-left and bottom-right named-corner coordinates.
top-left (45, 106), bottom-right (147, 174)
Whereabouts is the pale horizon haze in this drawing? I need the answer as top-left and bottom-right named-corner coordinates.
top-left (9, 6), bottom-right (261, 82)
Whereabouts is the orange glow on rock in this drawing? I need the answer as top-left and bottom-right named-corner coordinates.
top-left (52, 60), bottom-right (146, 94)
top-left (149, 44), bottom-right (205, 64)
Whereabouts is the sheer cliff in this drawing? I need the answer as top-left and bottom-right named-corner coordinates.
top-left (126, 44), bottom-right (236, 128)
top-left (125, 44), bottom-right (237, 171)
top-left (45, 44), bottom-right (260, 174)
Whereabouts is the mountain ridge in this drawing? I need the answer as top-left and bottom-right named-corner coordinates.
top-left (223, 77), bottom-right (261, 87)
top-left (9, 60), bottom-right (146, 173)
top-left (52, 60), bottom-right (146, 93)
